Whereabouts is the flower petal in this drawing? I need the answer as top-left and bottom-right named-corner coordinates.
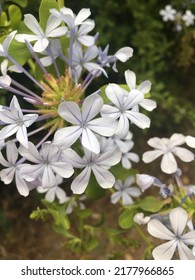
top-left (53, 126), bottom-right (82, 148)
top-left (152, 240), bottom-right (177, 260)
top-left (58, 101), bottom-right (82, 124)
top-left (173, 147), bottom-right (194, 162)
top-left (125, 111), bottom-right (150, 129)
top-left (142, 150), bottom-right (164, 163)
top-left (81, 127), bottom-right (100, 154)
top-left (161, 152), bottom-right (177, 174)
top-left (89, 117), bottom-right (116, 137)
top-left (125, 70), bottom-right (136, 90)
top-left (92, 165), bottom-right (115, 189)
top-left (177, 241), bottom-right (195, 260)
top-left (82, 94), bottom-right (103, 122)
top-left (75, 8), bottom-right (91, 25)
top-left (105, 83), bottom-right (125, 108)
top-left (147, 219), bottom-right (175, 240)
top-left (169, 207), bottom-right (188, 236)
top-left (71, 166), bottom-right (91, 194)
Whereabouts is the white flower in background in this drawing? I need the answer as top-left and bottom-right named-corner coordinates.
top-left (0, 141), bottom-right (30, 196)
top-left (101, 83), bottom-right (150, 138)
top-left (111, 176), bottom-right (141, 205)
top-left (15, 14), bottom-right (67, 52)
top-left (121, 140), bottom-right (139, 169)
top-left (159, 5), bottom-right (176, 22)
top-left (134, 212), bottom-right (151, 225)
top-left (0, 96), bottom-right (38, 148)
top-left (72, 43), bottom-right (106, 81)
top-left (112, 47), bottom-right (134, 72)
top-left (37, 176), bottom-right (68, 204)
top-left (73, 20), bottom-right (95, 47)
top-left (54, 94), bottom-right (116, 154)
top-left (66, 195), bottom-right (86, 214)
top-left (186, 135), bottom-right (195, 148)
top-left (63, 147), bottom-right (121, 194)
top-left (182, 10), bottom-right (195, 26)
top-left (19, 142), bottom-right (74, 188)
top-left (142, 133), bottom-right (194, 174)
top-left (147, 207), bottom-right (195, 260)
top-left (136, 174), bottom-right (163, 192)
top-left (124, 70), bottom-right (156, 111)
top-left (50, 7), bottom-right (92, 29)
top-left (0, 31), bottom-right (17, 57)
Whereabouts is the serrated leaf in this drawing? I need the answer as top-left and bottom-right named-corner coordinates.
top-left (118, 208), bottom-right (136, 229)
top-left (39, 0), bottom-right (59, 30)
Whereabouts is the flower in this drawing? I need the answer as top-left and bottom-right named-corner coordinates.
top-left (101, 83), bottom-right (150, 138)
top-left (0, 141), bottom-right (31, 196)
top-left (136, 174), bottom-right (163, 192)
top-left (15, 14), bottom-right (67, 52)
top-left (134, 212), bottom-right (151, 225)
top-left (53, 94), bottom-right (116, 154)
top-left (159, 5), bottom-right (176, 22)
top-left (0, 31), bottom-right (17, 57)
top-left (19, 141), bottom-right (74, 188)
top-left (182, 10), bottom-right (195, 26)
top-left (37, 176), bottom-right (68, 204)
top-left (63, 147), bottom-right (121, 194)
top-left (142, 133), bottom-right (194, 174)
top-left (124, 70), bottom-right (156, 111)
top-left (147, 207), bottom-right (195, 260)
top-left (111, 176), bottom-right (141, 205)
top-left (50, 7), bottom-right (92, 29)
top-left (121, 140), bottom-right (139, 169)
top-left (0, 96), bottom-right (38, 148)
top-left (186, 135), bottom-right (195, 148)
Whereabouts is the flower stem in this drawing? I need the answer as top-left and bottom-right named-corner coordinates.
top-left (58, 0), bottom-right (64, 8)
top-left (134, 223), bottom-right (153, 247)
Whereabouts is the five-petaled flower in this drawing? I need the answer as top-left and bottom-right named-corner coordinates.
top-left (142, 133), bottom-right (194, 174)
top-left (147, 207), bottom-right (195, 260)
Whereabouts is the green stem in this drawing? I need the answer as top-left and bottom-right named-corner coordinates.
top-left (58, 0), bottom-right (64, 8)
top-left (134, 223), bottom-right (153, 247)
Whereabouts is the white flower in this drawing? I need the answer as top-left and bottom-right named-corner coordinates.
top-left (101, 83), bottom-right (150, 138)
top-left (40, 39), bottom-right (62, 66)
top-left (37, 176), bottom-right (68, 204)
top-left (19, 142), bottom-right (74, 188)
top-left (15, 14), bottom-right (67, 52)
top-left (147, 207), bottom-right (195, 260)
top-left (182, 10), bottom-right (195, 26)
top-left (113, 47), bottom-right (133, 72)
top-left (0, 60), bottom-right (11, 87)
top-left (159, 5), bottom-right (176, 22)
top-left (54, 94), bottom-right (116, 154)
top-left (186, 135), bottom-right (195, 148)
top-left (0, 141), bottom-right (30, 196)
top-left (111, 176), bottom-right (141, 205)
top-left (124, 70), bottom-right (156, 111)
top-left (142, 133), bottom-right (194, 174)
top-left (136, 174), bottom-right (163, 192)
top-left (0, 96), bottom-right (38, 148)
top-left (121, 140), bottom-right (139, 169)
top-left (50, 7), bottom-right (92, 29)
top-left (71, 43), bottom-right (106, 82)
top-left (0, 31), bottom-right (17, 57)
top-left (134, 212), bottom-right (151, 225)
top-left (63, 147), bottom-right (121, 194)
top-left (74, 20), bottom-right (95, 47)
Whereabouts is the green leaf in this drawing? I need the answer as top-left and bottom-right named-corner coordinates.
top-left (76, 208), bottom-right (92, 219)
top-left (30, 207), bottom-right (49, 221)
top-left (9, 40), bottom-right (31, 65)
top-left (85, 236), bottom-right (99, 251)
top-left (39, 0), bottom-right (59, 30)
top-left (8, 5), bottom-right (22, 26)
top-left (110, 164), bottom-right (137, 181)
top-left (6, 0), bottom-right (28, 8)
top-left (118, 208), bottom-right (136, 229)
top-left (138, 196), bottom-right (169, 213)
top-left (86, 173), bottom-right (106, 200)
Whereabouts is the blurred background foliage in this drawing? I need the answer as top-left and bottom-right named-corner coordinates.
top-left (0, 0), bottom-right (195, 133)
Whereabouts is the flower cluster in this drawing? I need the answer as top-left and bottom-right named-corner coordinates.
top-left (160, 5), bottom-right (195, 29)
top-left (0, 5), bottom-right (155, 202)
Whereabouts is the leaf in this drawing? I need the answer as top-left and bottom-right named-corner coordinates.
top-left (76, 208), bottom-right (92, 219)
top-left (39, 0), bottom-right (59, 30)
top-left (85, 236), bottom-right (99, 251)
top-left (118, 208), bottom-right (136, 229)
top-left (110, 164), bottom-right (137, 181)
top-left (30, 207), bottom-right (49, 221)
top-left (8, 40), bottom-right (31, 66)
top-left (8, 5), bottom-right (22, 26)
top-left (86, 173), bottom-right (106, 200)
top-left (6, 0), bottom-right (28, 8)
top-left (138, 196), bottom-right (169, 213)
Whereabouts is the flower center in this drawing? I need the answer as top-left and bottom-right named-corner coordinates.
top-left (37, 70), bottom-right (84, 132)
